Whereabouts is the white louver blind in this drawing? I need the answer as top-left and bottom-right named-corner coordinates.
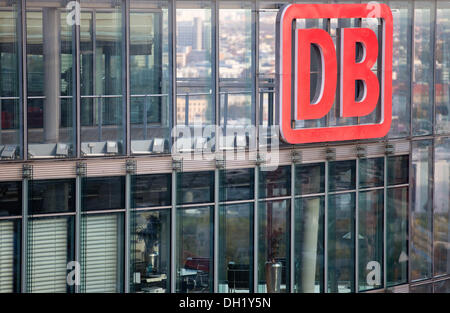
top-left (82, 214), bottom-right (119, 293)
top-left (0, 221), bottom-right (14, 293)
top-left (28, 218), bottom-right (68, 293)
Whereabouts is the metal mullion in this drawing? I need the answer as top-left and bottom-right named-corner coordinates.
top-left (75, 176), bottom-right (81, 293)
top-left (176, 202), bottom-right (215, 209)
top-left (132, 205), bottom-right (172, 212)
top-left (75, 0), bottom-right (81, 159)
top-left (213, 0), bottom-right (219, 151)
top-left (295, 193), bottom-right (326, 199)
top-left (21, 178), bottom-right (28, 293)
top-left (253, 0), bottom-right (259, 146)
top-left (324, 161), bottom-right (328, 293)
top-left (290, 163), bottom-right (295, 293)
top-left (258, 195), bottom-right (292, 202)
top-left (20, 0), bottom-right (27, 160)
top-left (253, 165), bottom-right (258, 292)
top-left (383, 155), bottom-right (387, 290)
top-left (28, 212), bottom-right (76, 219)
top-left (213, 168), bottom-right (219, 292)
top-left (355, 158), bottom-right (359, 293)
top-left (219, 199), bottom-right (256, 206)
top-left (386, 183), bottom-right (409, 189)
top-left (170, 0), bottom-right (176, 154)
top-left (124, 173), bottom-right (131, 292)
top-left (0, 216), bottom-right (22, 220)
top-left (431, 0), bottom-right (437, 137)
top-left (170, 169), bottom-right (176, 292)
top-left (408, 127), bottom-right (413, 283)
top-left (410, 0), bottom-right (415, 137)
top-left (124, 0), bottom-right (130, 156)
top-left (81, 209), bottom-right (126, 215)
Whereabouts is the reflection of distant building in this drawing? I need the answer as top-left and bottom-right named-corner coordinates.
top-left (177, 18), bottom-right (204, 50)
top-left (177, 97), bottom-right (209, 124)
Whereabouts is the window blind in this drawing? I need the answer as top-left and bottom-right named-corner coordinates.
top-left (28, 217), bottom-right (68, 293)
top-left (0, 220), bottom-right (14, 293)
top-left (81, 214), bottom-right (120, 293)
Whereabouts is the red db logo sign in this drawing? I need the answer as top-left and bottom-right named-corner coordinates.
top-left (276, 3), bottom-right (393, 144)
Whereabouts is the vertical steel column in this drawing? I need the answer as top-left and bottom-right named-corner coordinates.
top-left (290, 162), bottom-right (295, 292)
top-left (213, 169), bottom-right (219, 292)
top-left (253, 165), bottom-right (259, 292)
top-left (75, 176), bottom-right (82, 293)
top-left (170, 169), bottom-right (177, 292)
top-left (355, 158), bottom-right (359, 292)
top-left (324, 161), bottom-right (328, 293)
top-left (253, 0), bottom-right (259, 131)
top-left (409, 0), bottom-right (415, 138)
top-left (124, 173), bottom-right (131, 292)
top-left (124, 0), bottom-right (131, 156)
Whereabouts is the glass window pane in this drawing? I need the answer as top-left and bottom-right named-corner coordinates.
top-left (28, 216), bottom-right (74, 293)
top-left (132, 174), bottom-right (171, 208)
top-left (177, 171), bottom-right (214, 205)
top-left (0, 219), bottom-right (21, 293)
top-left (220, 168), bottom-right (254, 202)
top-left (0, 1), bottom-right (21, 159)
top-left (26, 1), bottom-right (75, 158)
top-left (259, 166), bottom-right (291, 199)
top-left (176, 1), bottom-right (214, 144)
top-left (29, 179), bottom-right (75, 214)
top-left (359, 158), bottom-right (384, 189)
top-left (176, 205), bottom-right (213, 293)
top-left (295, 163), bottom-right (325, 195)
top-left (435, 1), bottom-right (450, 134)
top-left (218, 203), bottom-right (253, 293)
top-left (389, 1), bottom-right (412, 138)
top-left (386, 187), bottom-right (408, 287)
top-left (258, 199), bottom-right (290, 293)
top-left (434, 137), bottom-right (450, 276)
top-left (130, 210), bottom-right (170, 293)
top-left (82, 177), bottom-right (125, 211)
top-left (328, 160), bottom-right (356, 192)
top-left (294, 196), bottom-right (324, 293)
top-left (328, 193), bottom-right (355, 293)
top-left (387, 155), bottom-right (409, 186)
top-left (412, 1), bottom-right (434, 136)
top-left (219, 2), bottom-right (253, 149)
top-left (0, 181), bottom-right (22, 217)
top-left (130, 1), bottom-right (171, 154)
top-left (80, 1), bottom-right (124, 156)
top-left (358, 190), bottom-right (383, 291)
top-left (81, 213), bottom-right (124, 292)
top-left (411, 140), bottom-right (433, 281)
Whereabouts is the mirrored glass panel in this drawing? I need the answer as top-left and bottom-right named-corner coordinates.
top-left (412, 1), bottom-right (434, 136)
top-left (358, 190), bottom-right (383, 291)
top-left (328, 160), bottom-right (356, 192)
top-left (411, 140), bottom-right (433, 281)
top-left (294, 196), bottom-right (324, 293)
top-left (130, 209), bottom-right (170, 293)
top-left (258, 199), bottom-right (290, 293)
top-left (130, 0), bottom-right (171, 154)
top-left (386, 187), bottom-right (408, 287)
top-left (177, 171), bottom-right (214, 205)
top-left (176, 205), bottom-right (213, 293)
top-left (433, 137), bottom-right (450, 276)
top-left (435, 1), bottom-right (450, 134)
top-left (0, 0), bottom-right (21, 160)
top-left (80, 0), bottom-right (124, 156)
top-left (387, 155), bottom-right (409, 186)
top-left (389, 1), bottom-right (412, 138)
top-left (218, 203), bottom-right (253, 293)
top-left (328, 192), bottom-right (355, 293)
top-left (26, 0), bottom-right (75, 158)
top-left (295, 163), bottom-right (325, 195)
top-left (359, 157), bottom-right (384, 189)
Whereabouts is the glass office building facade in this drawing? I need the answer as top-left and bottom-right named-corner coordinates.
top-left (0, 0), bottom-right (448, 293)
